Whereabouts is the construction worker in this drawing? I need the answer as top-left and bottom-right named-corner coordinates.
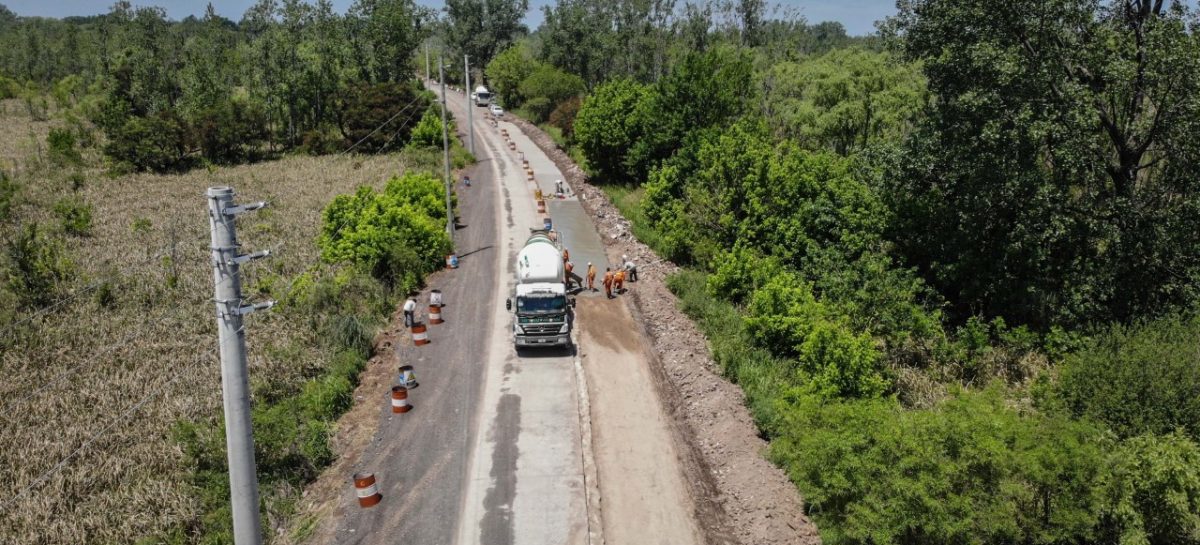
top-left (563, 247), bottom-right (570, 264)
top-left (403, 296), bottom-right (417, 327)
top-left (564, 260), bottom-right (576, 289)
top-left (586, 262), bottom-right (597, 291)
top-left (614, 268), bottom-right (625, 293)
top-left (602, 268), bottom-right (614, 299)
top-left (463, 175), bottom-right (471, 187)
top-left (623, 255), bottom-right (638, 282)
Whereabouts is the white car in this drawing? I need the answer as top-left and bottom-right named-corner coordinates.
top-left (490, 104), bottom-right (504, 117)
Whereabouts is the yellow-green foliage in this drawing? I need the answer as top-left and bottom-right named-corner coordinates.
top-left (318, 171), bottom-right (452, 289)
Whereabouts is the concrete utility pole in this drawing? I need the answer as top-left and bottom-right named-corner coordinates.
top-left (425, 44), bottom-right (431, 81)
top-left (438, 58), bottom-right (454, 240)
top-left (464, 54), bottom-right (475, 156)
top-left (207, 187), bottom-right (274, 545)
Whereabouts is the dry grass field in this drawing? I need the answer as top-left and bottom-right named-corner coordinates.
top-left (0, 98), bottom-right (441, 543)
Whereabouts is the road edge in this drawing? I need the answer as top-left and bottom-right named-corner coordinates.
top-left (571, 325), bottom-right (606, 545)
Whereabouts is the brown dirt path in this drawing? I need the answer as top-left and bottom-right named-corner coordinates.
top-left (577, 296), bottom-right (707, 545)
top-left (511, 117), bottom-right (822, 545)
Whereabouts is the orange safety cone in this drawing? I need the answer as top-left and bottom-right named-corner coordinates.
top-left (411, 324), bottom-right (430, 345)
top-left (391, 386), bottom-right (412, 413)
top-left (429, 304), bottom-right (443, 324)
top-left (354, 472), bottom-right (382, 507)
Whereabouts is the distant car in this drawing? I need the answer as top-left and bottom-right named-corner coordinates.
top-left (490, 104), bottom-right (504, 117)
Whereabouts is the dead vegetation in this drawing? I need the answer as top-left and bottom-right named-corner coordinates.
top-left (0, 98), bottom-right (434, 543)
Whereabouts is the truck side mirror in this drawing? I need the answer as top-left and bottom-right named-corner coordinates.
top-left (505, 298), bottom-right (512, 311)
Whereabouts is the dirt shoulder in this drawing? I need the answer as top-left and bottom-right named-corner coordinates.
top-left (509, 117), bottom-right (821, 545)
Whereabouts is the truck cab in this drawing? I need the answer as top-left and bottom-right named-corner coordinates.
top-left (507, 230), bottom-right (574, 348)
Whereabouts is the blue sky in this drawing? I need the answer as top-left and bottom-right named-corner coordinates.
top-left (3, 0), bottom-right (899, 36)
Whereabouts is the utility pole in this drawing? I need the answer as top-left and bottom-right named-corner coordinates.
top-left (438, 58), bottom-right (454, 240)
top-left (425, 44), bottom-right (431, 82)
top-left (207, 187), bottom-right (274, 545)
top-left (464, 54), bottom-right (475, 156)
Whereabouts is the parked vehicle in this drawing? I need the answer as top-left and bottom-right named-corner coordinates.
top-left (474, 85), bottom-right (492, 107)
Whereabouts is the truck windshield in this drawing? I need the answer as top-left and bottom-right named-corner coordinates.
top-left (516, 296), bottom-right (565, 313)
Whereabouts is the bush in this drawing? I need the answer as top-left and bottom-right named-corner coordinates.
top-left (3, 224), bottom-right (73, 308)
top-left (774, 388), bottom-right (1107, 545)
top-left (299, 128), bottom-right (344, 156)
top-left (518, 63), bottom-right (585, 123)
top-left (103, 111), bottom-right (192, 173)
top-left (53, 197), bottom-right (93, 236)
top-left (1055, 314), bottom-right (1200, 442)
top-left (318, 172), bottom-right (452, 286)
top-left (338, 82), bottom-right (428, 153)
top-left (1098, 432), bottom-right (1200, 545)
top-left (547, 96), bottom-right (582, 139)
top-left (573, 78), bottom-right (651, 183)
top-left (407, 108), bottom-right (448, 149)
top-left (47, 127), bottom-right (82, 166)
top-left (192, 98), bottom-right (268, 164)
top-left (0, 171), bottom-right (16, 221)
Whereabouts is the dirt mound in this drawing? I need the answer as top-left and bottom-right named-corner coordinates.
top-left (509, 117), bottom-right (821, 545)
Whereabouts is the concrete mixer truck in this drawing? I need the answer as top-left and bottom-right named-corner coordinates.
top-left (505, 229), bottom-right (574, 348)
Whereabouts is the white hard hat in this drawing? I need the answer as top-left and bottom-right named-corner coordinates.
top-left (622, 254), bottom-right (628, 260)
top-left (587, 261), bottom-right (592, 266)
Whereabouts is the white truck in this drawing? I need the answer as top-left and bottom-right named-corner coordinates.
top-left (506, 230), bottom-right (574, 348)
top-left (474, 85), bottom-right (493, 107)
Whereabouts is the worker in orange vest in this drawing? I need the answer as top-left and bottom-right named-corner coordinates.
top-left (564, 260), bottom-right (576, 289)
top-left (563, 247), bottom-right (570, 264)
top-left (602, 268), bottom-right (614, 299)
top-left (586, 262), bottom-right (597, 291)
top-left (614, 268), bottom-right (625, 293)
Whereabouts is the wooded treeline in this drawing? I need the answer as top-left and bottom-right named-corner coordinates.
top-left (500, 0), bottom-right (1200, 544)
top-left (0, 0), bottom-right (447, 172)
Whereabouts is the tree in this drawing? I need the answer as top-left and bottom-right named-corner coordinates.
top-left (761, 48), bottom-right (926, 155)
top-left (889, 0), bottom-right (1200, 328)
top-left (572, 78), bottom-right (651, 183)
top-left (348, 0), bottom-right (428, 83)
top-left (485, 42), bottom-right (536, 106)
top-left (517, 63), bottom-right (584, 122)
top-left (444, 0), bottom-right (528, 69)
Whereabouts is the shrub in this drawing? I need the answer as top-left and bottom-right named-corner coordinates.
top-left (192, 98), bottom-right (268, 164)
top-left (53, 197), bottom-right (93, 236)
top-left (573, 78), bottom-right (651, 183)
top-left (548, 96), bottom-right (582, 139)
top-left (1055, 313), bottom-right (1200, 442)
top-left (338, 82), bottom-right (428, 153)
top-left (299, 128), bottom-right (343, 156)
top-left (103, 111), bottom-right (192, 173)
top-left (0, 171), bottom-right (16, 221)
top-left (774, 388), bottom-right (1107, 545)
top-left (518, 63), bottom-right (585, 123)
top-left (47, 127), bottom-right (82, 166)
top-left (407, 108), bottom-right (447, 149)
top-left (318, 172), bottom-right (452, 285)
top-left (1098, 432), bottom-right (1200, 545)
top-left (3, 224), bottom-right (73, 308)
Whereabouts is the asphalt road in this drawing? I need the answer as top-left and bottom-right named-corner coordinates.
top-left (329, 83), bottom-right (592, 545)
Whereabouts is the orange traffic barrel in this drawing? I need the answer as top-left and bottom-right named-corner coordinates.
top-left (412, 324), bottom-right (430, 345)
top-left (354, 472), bottom-right (382, 507)
top-left (446, 253), bottom-right (459, 269)
top-left (429, 305), bottom-right (443, 324)
top-left (536, 200), bottom-right (546, 214)
top-left (391, 386), bottom-right (412, 413)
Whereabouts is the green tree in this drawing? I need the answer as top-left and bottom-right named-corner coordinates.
top-left (889, 0), bottom-right (1200, 328)
top-left (444, 0), bottom-right (528, 69)
top-left (761, 48), bottom-right (926, 155)
top-left (517, 63), bottom-right (584, 122)
top-left (1098, 432), bottom-right (1200, 545)
top-left (1054, 313), bottom-right (1200, 442)
top-left (572, 78), bottom-right (651, 183)
top-left (485, 41), bottom-right (536, 106)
